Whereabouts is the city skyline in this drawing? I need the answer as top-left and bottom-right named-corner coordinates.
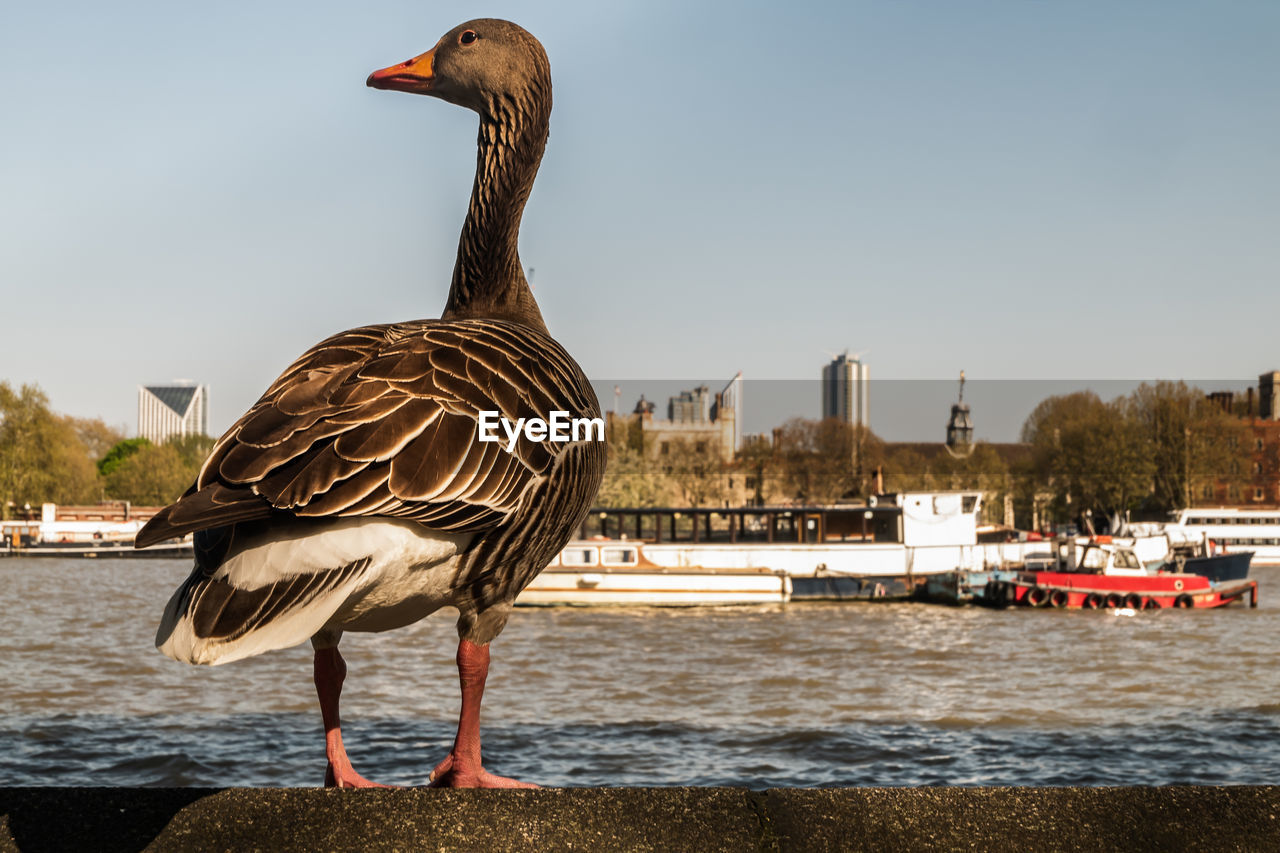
top-left (5, 1), bottom-right (1278, 442)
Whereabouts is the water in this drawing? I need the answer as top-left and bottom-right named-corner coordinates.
top-left (1, 558), bottom-right (1278, 788)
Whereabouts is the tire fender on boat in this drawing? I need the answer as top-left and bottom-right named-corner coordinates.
top-left (1123, 593), bottom-right (1143, 610)
top-left (1174, 594), bottom-right (1194, 609)
top-left (1083, 593), bottom-right (1102, 609)
top-left (1143, 597), bottom-right (1161, 610)
top-left (1049, 589), bottom-right (1068, 608)
top-left (1026, 587), bottom-right (1048, 607)
top-left (1104, 593), bottom-right (1123, 609)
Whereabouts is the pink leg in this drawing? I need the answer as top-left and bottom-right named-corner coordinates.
top-left (428, 639), bottom-right (538, 789)
top-left (314, 647), bottom-right (391, 788)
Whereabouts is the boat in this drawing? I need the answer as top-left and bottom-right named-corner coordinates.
top-left (991, 539), bottom-right (1257, 611)
top-left (923, 567), bottom-right (1020, 606)
top-left (2, 539), bottom-right (193, 559)
top-left (1160, 536), bottom-right (1254, 584)
top-left (518, 540), bottom-right (791, 606)
top-left (1167, 507), bottom-right (1280, 568)
top-left (516, 491), bottom-right (1013, 606)
top-left (0, 502), bottom-right (192, 559)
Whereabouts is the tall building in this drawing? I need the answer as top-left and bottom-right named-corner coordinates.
top-left (821, 351), bottom-right (870, 428)
top-left (138, 383), bottom-right (209, 443)
top-left (1260, 370), bottom-right (1280, 420)
top-left (668, 386), bottom-right (712, 424)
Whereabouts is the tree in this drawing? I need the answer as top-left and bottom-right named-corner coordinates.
top-left (596, 426), bottom-right (664, 507)
top-left (0, 382), bottom-right (102, 515)
top-left (882, 447), bottom-right (931, 492)
top-left (935, 443), bottom-right (1009, 491)
top-left (663, 438), bottom-right (727, 508)
top-left (100, 433), bottom-right (217, 506)
top-left (167, 433), bottom-right (217, 471)
top-left (99, 438), bottom-right (152, 478)
top-left (70, 417), bottom-right (126, 463)
top-left (735, 434), bottom-right (776, 506)
top-left (1126, 381), bottom-right (1247, 512)
top-left (771, 418), bottom-right (880, 504)
top-left (103, 442), bottom-right (194, 506)
top-left (1021, 391), bottom-right (1153, 524)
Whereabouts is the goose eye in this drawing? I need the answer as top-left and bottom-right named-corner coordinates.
top-left (459, 30), bottom-right (478, 46)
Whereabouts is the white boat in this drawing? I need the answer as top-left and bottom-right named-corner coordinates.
top-left (519, 541), bottom-right (791, 606)
top-left (1168, 507), bottom-right (1280, 567)
top-left (517, 491), bottom-right (1010, 606)
top-left (0, 502), bottom-right (192, 559)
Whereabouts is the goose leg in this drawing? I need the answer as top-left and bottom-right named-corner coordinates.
top-left (314, 647), bottom-right (390, 788)
top-left (428, 639), bottom-right (537, 788)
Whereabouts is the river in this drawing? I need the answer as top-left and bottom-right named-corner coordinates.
top-left (1, 558), bottom-right (1277, 787)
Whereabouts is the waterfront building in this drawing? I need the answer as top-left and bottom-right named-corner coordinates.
top-left (138, 383), bottom-right (209, 443)
top-left (1204, 371), bottom-right (1280, 507)
top-left (606, 375), bottom-right (743, 504)
top-left (668, 386), bottom-right (712, 424)
top-left (629, 378), bottom-right (739, 462)
top-left (821, 351), bottom-right (869, 429)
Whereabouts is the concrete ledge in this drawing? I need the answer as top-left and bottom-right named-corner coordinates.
top-left (2, 787), bottom-right (1278, 852)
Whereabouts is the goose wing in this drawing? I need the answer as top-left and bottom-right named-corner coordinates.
top-left (136, 319), bottom-right (600, 547)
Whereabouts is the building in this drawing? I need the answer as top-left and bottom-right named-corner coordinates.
top-left (609, 376), bottom-right (741, 462)
top-left (138, 383), bottom-right (209, 443)
top-left (821, 351), bottom-right (870, 429)
top-left (1204, 372), bottom-right (1280, 507)
top-left (606, 375), bottom-right (743, 505)
top-left (1261, 371), bottom-right (1280, 420)
top-left (632, 378), bottom-right (740, 462)
top-left (668, 386), bottom-right (712, 424)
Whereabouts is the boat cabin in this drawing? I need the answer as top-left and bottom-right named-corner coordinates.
top-left (1064, 541), bottom-right (1147, 576)
top-left (576, 491), bottom-right (982, 548)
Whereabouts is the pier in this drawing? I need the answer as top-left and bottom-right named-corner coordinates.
top-left (2, 786), bottom-right (1278, 851)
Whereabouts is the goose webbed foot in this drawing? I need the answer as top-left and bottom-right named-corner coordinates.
top-left (324, 759), bottom-right (395, 789)
top-left (315, 646), bottom-right (396, 789)
top-left (425, 638), bottom-right (539, 789)
top-left (427, 752), bottom-right (538, 789)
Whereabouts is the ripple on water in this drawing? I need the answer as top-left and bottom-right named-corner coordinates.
top-left (1, 559), bottom-right (1278, 786)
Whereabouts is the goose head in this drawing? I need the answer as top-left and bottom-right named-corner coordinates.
top-left (367, 19), bottom-right (550, 119)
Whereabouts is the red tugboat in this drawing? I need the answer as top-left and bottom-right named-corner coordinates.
top-left (1002, 540), bottom-right (1258, 610)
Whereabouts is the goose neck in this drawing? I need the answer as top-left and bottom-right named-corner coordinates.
top-left (443, 100), bottom-right (550, 333)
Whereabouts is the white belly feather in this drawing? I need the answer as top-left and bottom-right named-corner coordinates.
top-left (157, 518), bottom-right (473, 666)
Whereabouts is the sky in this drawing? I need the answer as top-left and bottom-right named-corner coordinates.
top-left (3, 1), bottom-right (1278, 442)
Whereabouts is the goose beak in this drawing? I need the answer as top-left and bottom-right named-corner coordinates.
top-left (367, 47), bottom-right (436, 94)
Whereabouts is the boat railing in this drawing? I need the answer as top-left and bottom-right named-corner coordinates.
top-left (579, 505), bottom-right (902, 546)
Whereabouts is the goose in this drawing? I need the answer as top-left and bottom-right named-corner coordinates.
top-left (136, 18), bottom-right (605, 788)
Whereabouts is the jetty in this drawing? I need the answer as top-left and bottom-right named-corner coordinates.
top-left (2, 786), bottom-right (1277, 851)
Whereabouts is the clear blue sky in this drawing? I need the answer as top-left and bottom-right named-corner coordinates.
top-left (3, 1), bottom-right (1277, 442)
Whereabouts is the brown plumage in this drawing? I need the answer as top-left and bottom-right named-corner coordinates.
top-left (141, 19), bottom-right (604, 788)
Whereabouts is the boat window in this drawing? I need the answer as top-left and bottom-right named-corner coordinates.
top-left (600, 547), bottom-right (637, 566)
top-left (961, 495), bottom-right (978, 513)
top-left (560, 547), bottom-right (598, 566)
top-left (1114, 550), bottom-right (1140, 569)
top-left (1081, 547), bottom-right (1108, 570)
